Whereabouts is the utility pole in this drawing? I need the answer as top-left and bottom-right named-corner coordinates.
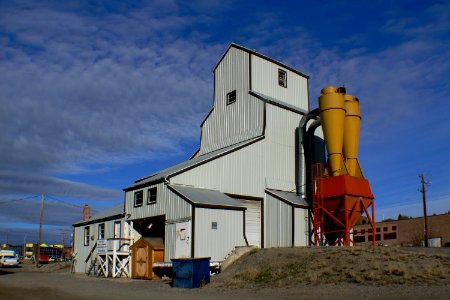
top-left (419, 174), bottom-right (430, 247)
top-left (36, 193), bottom-right (45, 267)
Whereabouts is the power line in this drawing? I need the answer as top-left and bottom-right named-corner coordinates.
top-left (0, 195), bottom-right (40, 205)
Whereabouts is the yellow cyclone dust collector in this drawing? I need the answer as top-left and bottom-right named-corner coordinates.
top-left (318, 86), bottom-right (362, 177)
top-left (314, 86), bottom-right (375, 247)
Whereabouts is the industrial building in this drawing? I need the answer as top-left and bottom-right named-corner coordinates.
top-left (73, 44), bottom-right (314, 274)
top-left (353, 213), bottom-right (450, 247)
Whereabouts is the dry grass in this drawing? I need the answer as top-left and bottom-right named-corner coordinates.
top-left (211, 247), bottom-right (450, 288)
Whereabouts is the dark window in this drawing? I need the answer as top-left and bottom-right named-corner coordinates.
top-left (368, 228), bottom-right (373, 234)
top-left (147, 187), bottom-right (157, 205)
top-left (361, 229), bottom-right (366, 234)
top-left (376, 228), bottom-right (380, 233)
top-left (383, 227), bottom-right (388, 232)
top-left (134, 191), bottom-right (143, 207)
top-left (98, 223), bottom-right (105, 240)
top-left (84, 226), bottom-right (90, 246)
top-left (212, 222), bottom-right (218, 230)
top-left (392, 226), bottom-right (397, 231)
top-left (375, 234), bottom-right (381, 241)
top-left (353, 229), bottom-right (358, 235)
top-left (227, 90), bottom-right (236, 105)
top-left (384, 232), bottom-right (397, 240)
top-left (354, 236), bottom-right (366, 243)
top-left (278, 69), bottom-right (287, 88)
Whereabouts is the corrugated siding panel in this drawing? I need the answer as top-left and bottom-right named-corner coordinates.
top-left (125, 182), bottom-right (192, 221)
top-left (251, 54), bottom-right (308, 110)
top-left (264, 194), bottom-right (293, 248)
top-left (294, 207), bottom-right (308, 246)
top-left (194, 208), bottom-right (246, 261)
top-left (164, 222), bottom-right (177, 262)
top-left (265, 104), bottom-right (302, 191)
top-left (199, 48), bottom-right (264, 155)
top-left (171, 140), bottom-right (266, 197)
top-left (73, 218), bottom-right (125, 273)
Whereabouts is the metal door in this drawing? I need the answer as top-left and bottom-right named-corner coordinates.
top-left (237, 199), bottom-right (261, 247)
top-left (175, 221), bottom-right (191, 258)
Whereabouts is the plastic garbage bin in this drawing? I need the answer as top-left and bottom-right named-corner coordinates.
top-left (171, 257), bottom-right (210, 288)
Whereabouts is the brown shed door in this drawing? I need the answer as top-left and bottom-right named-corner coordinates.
top-left (134, 245), bottom-right (148, 278)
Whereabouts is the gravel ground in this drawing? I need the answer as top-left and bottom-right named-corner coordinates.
top-left (0, 249), bottom-right (449, 300)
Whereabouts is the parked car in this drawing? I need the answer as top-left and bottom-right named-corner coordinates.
top-left (0, 255), bottom-right (19, 267)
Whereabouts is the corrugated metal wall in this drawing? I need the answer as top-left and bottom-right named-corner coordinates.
top-left (194, 207), bottom-right (246, 261)
top-left (171, 139), bottom-right (266, 197)
top-left (264, 194), bottom-right (292, 248)
top-left (199, 47), bottom-right (264, 155)
top-left (125, 182), bottom-right (191, 221)
top-left (73, 218), bottom-right (125, 273)
top-left (251, 54), bottom-right (309, 110)
top-left (265, 104), bottom-right (303, 192)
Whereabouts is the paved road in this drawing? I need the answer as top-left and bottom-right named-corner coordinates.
top-left (1, 266), bottom-right (449, 300)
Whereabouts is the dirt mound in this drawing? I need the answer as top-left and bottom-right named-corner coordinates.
top-left (210, 247), bottom-right (450, 288)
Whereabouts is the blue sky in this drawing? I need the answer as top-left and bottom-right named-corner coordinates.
top-left (1, 0), bottom-right (449, 245)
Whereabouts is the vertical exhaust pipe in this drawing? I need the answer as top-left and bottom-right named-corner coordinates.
top-left (318, 86), bottom-right (346, 176)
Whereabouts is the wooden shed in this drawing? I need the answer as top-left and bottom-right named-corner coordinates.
top-left (130, 237), bottom-right (164, 280)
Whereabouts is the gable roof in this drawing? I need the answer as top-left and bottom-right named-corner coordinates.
top-left (168, 184), bottom-right (245, 210)
top-left (73, 204), bottom-right (124, 226)
top-left (214, 43), bottom-right (309, 79)
top-left (124, 136), bottom-right (264, 191)
top-left (265, 189), bottom-right (309, 208)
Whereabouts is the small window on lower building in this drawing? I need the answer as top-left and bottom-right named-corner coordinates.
top-left (384, 232), bottom-right (397, 240)
top-left (98, 223), bottom-right (105, 240)
top-left (227, 90), bottom-right (236, 105)
top-left (278, 69), bottom-right (287, 88)
top-left (383, 227), bottom-right (388, 232)
top-left (392, 225), bottom-right (397, 231)
top-left (84, 226), bottom-right (90, 246)
top-left (376, 228), bottom-right (380, 233)
top-left (134, 190), bottom-right (143, 207)
top-left (212, 222), bottom-right (218, 230)
top-left (147, 187), bottom-right (157, 205)
top-left (354, 236), bottom-right (366, 243)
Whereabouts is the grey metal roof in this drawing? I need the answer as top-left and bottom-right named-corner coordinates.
top-left (124, 136), bottom-right (264, 191)
top-left (168, 184), bottom-right (245, 210)
top-left (73, 204), bottom-right (124, 226)
top-left (265, 189), bottom-right (309, 208)
top-left (250, 91), bottom-right (308, 115)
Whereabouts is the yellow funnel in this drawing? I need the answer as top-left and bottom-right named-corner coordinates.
top-left (343, 95), bottom-right (361, 177)
top-left (319, 86), bottom-right (346, 176)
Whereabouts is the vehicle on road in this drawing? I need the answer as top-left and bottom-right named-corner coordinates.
top-left (0, 255), bottom-right (19, 267)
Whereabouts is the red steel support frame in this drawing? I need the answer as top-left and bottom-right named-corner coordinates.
top-left (312, 164), bottom-right (375, 246)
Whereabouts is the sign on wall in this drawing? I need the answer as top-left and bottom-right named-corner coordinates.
top-left (97, 239), bottom-right (107, 254)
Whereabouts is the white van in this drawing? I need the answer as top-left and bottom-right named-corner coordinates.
top-left (0, 250), bottom-right (19, 267)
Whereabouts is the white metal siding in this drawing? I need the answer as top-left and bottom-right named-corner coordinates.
top-left (171, 139), bottom-right (266, 197)
top-left (265, 104), bottom-right (303, 192)
top-left (125, 182), bottom-right (192, 221)
top-left (73, 218), bottom-right (125, 273)
top-left (264, 194), bottom-right (293, 248)
top-left (236, 199), bottom-right (261, 247)
top-left (294, 207), bottom-right (308, 246)
top-left (194, 207), bottom-right (246, 261)
top-left (251, 54), bottom-right (308, 110)
top-left (199, 47), bottom-right (264, 155)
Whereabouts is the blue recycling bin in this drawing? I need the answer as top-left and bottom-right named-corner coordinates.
top-left (171, 257), bottom-right (211, 288)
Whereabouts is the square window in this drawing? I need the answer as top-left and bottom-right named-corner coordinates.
top-left (392, 226), bottom-right (397, 231)
top-left (383, 227), bottom-right (388, 232)
top-left (134, 190), bottom-right (143, 207)
top-left (227, 90), bottom-right (236, 105)
top-left (147, 187), bottom-right (157, 205)
top-left (212, 222), bottom-right (218, 230)
top-left (278, 69), bottom-right (287, 88)
top-left (376, 228), bottom-right (380, 232)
